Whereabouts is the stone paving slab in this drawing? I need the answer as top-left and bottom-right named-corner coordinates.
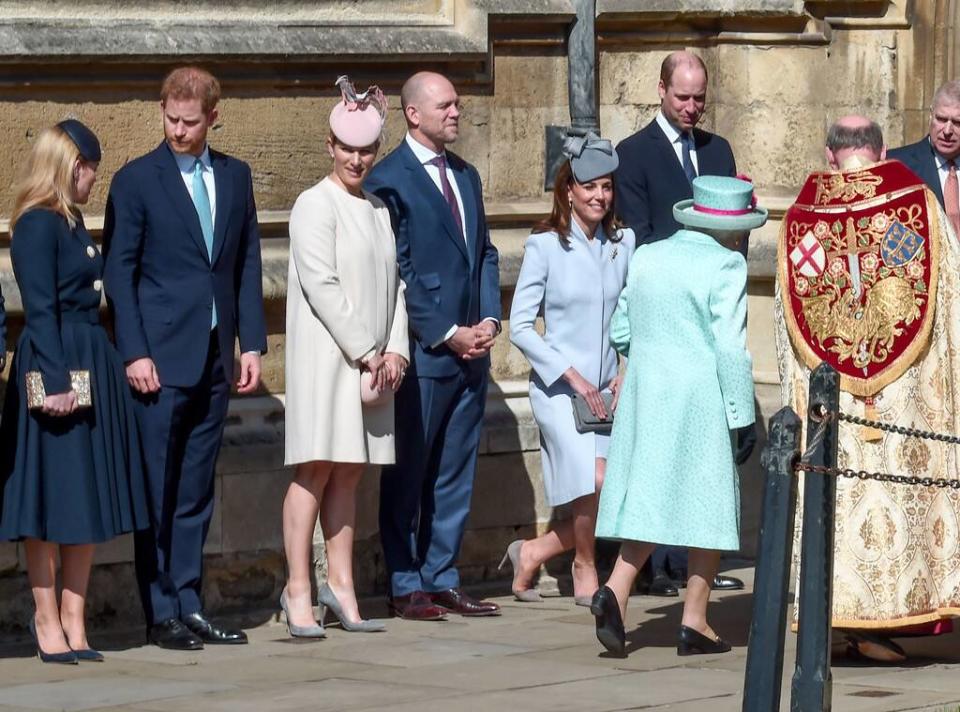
top-left (3, 567), bottom-right (960, 711)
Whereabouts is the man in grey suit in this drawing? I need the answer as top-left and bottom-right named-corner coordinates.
top-left (888, 80), bottom-right (960, 235)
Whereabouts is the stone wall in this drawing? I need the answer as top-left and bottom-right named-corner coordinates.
top-left (0, 0), bottom-right (957, 631)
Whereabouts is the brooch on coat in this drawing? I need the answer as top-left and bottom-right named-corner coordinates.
top-left (610, 247), bottom-right (618, 261)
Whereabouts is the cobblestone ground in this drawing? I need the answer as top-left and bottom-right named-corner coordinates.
top-left (1, 567), bottom-right (960, 711)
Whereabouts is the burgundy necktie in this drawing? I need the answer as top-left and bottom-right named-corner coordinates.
top-left (945, 159), bottom-right (959, 238)
top-left (428, 155), bottom-right (464, 239)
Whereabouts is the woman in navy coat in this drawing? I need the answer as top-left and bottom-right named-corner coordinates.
top-left (503, 134), bottom-right (632, 604)
top-left (0, 121), bottom-right (147, 663)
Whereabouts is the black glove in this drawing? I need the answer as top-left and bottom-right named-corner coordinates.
top-left (734, 424), bottom-right (757, 465)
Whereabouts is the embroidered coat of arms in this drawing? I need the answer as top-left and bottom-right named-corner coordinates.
top-left (778, 160), bottom-right (942, 396)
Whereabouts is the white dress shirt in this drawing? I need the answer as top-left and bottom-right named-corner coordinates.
top-left (656, 110), bottom-right (700, 174)
top-left (173, 145), bottom-right (217, 227)
top-left (404, 132), bottom-right (497, 346)
top-left (404, 132), bottom-right (467, 241)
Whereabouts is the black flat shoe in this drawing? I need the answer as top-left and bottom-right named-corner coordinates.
top-left (181, 611), bottom-right (248, 645)
top-left (844, 631), bottom-right (906, 663)
top-left (148, 618), bottom-right (204, 650)
top-left (677, 624), bottom-right (731, 656)
top-left (590, 586), bottom-right (626, 656)
top-left (28, 618), bottom-right (77, 665)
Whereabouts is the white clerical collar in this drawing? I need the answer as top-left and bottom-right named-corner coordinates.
top-left (656, 110), bottom-right (685, 144)
top-left (173, 144), bottom-right (212, 173)
top-left (405, 132), bottom-right (447, 166)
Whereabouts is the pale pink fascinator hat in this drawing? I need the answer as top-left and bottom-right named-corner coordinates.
top-left (329, 75), bottom-right (387, 148)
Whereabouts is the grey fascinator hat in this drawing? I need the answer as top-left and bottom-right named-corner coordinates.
top-left (562, 131), bottom-right (619, 183)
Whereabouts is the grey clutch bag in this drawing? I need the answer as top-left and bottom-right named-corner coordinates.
top-left (571, 391), bottom-right (615, 435)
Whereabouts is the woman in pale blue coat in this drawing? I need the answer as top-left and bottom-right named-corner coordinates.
top-left (502, 134), bottom-right (633, 605)
top-left (591, 176), bottom-right (763, 658)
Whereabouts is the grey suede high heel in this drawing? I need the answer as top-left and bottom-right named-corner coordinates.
top-left (280, 587), bottom-right (326, 639)
top-left (318, 583), bottom-right (386, 632)
top-left (498, 539), bottom-right (543, 602)
top-left (572, 562), bottom-right (597, 607)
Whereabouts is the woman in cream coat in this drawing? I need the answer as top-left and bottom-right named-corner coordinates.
top-left (282, 77), bottom-right (407, 636)
top-left (504, 134), bottom-right (632, 605)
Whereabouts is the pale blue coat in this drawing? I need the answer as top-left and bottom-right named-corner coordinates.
top-left (596, 229), bottom-right (755, 550)
top-left (510, 223), bottom-right (634, 506)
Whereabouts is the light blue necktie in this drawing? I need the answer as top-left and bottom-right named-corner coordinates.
top-left (191, 159), bottom-right (217, 328)
top-left (680, 132), bottom-right (698, 185)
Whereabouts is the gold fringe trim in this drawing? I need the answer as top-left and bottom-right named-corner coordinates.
top-left (789, 607), bottom-right (960, 632)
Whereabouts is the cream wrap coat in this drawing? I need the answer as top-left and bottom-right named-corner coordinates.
top-left (285, 177), bottom-right (409, 466)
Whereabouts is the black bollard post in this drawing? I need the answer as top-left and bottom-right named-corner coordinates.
top-left (742, 407), bottom-right (802, 712)
top-left (790, 363), bottom-right (840, 712)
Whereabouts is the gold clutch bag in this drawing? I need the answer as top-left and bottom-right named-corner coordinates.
top-left (25, 370), bottom-right (92, 410)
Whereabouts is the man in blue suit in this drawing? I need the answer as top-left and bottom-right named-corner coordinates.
top-left (366, 71), bottom-right (502, 620)
top-left (613, 51), bottom-right (744, 597)
top-left (888, 80), bottom-right (960, 236)
top-left (104, 67), bottom-right (267, 649)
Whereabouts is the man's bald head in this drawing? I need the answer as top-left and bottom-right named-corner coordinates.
top-left (657, 51), bottom-right (708, 131)
top-left (659, 51), bottom-right (708, 87)
top-left (826, 115), bottom-right (886, 169)
top-left (401, 71), bottom-right (461, 151)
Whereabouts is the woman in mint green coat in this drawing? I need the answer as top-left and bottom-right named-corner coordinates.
top-left (591, 176), bottom-right (764, 658)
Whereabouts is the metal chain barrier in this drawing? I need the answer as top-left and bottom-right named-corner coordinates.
top-left (792, 408), bottom-right (960, 488)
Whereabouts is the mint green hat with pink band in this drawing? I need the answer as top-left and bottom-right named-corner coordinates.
top-left (673, 175), bottom-right (768, 231)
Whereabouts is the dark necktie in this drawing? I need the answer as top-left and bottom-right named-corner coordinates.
top-left (680, 132), bottom-right (698, 185)
top-left (428, 155), bottom-right (464, 239)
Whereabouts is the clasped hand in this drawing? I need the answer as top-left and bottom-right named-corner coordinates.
top-left (446, 322), bottom-right (497, 360)
top-left (564, 368), bottom-right (623, 420)
top-left (362, 352), bottom-right (408, 393)
top-left (42, 390), bottom-right (78, 417)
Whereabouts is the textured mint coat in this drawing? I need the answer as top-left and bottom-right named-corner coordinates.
top-left (596, 229), bottom-right (756, 550)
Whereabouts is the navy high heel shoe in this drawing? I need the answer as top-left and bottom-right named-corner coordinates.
top-left (28, 618), bottom-right (78, 665)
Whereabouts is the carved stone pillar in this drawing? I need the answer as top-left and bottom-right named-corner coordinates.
top-left (544, 0), bottom-right (599, 188)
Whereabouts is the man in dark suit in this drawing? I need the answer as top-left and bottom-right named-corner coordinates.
top-left (888, 80), bottom-right (960, 235)
top-left (365, 71), bottom-right (502, 621)
top-left (613, 51), bottom-right (744, 597)
top-left (104, 66), bottom-right (267, 649)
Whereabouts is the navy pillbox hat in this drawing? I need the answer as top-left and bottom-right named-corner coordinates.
top-left (57, 119), bottom-right (101, 162)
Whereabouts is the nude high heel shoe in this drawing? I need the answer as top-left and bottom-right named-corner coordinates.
top-left (498, 539), bottom-right (542, 602)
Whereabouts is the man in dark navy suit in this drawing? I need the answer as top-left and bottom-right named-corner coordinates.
top-left (365, 72), bottom-right (502, 621)
top-left (613, 51), bottom-right (744, 597)
top-left (104, 67), bottom-right (267, 649)
top-left (889, 80), bottom-right (960, 236)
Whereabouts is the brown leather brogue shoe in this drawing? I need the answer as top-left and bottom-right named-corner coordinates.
top-left (429, 588), bottom-right (502, 617)
top-left (388, 591), bottom-right (448, 621)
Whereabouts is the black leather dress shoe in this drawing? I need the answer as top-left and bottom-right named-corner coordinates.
top-left (181, 612), bottom-right (248, 645)
top-left (712, 575), bottom-right (744, 591)
top-left (429, 588), bottom-right (501, 617)
top-left (148, 618), bottom-right (203, 650)
top-left (590, 586), bottom-right (626, 656)
top-left (677, 624), bottom-right (731, 656)
top-left (672, 570), bottom-right (744, 591)
top-left (636, 572), bottom-right (679, 597)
